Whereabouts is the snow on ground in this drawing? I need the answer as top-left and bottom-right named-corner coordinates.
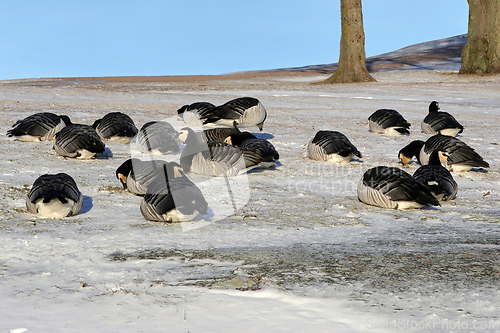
top-left (0, 69), bottom-right (500, 332)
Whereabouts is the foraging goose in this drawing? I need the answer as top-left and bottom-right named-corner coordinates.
top-left (135, 121), bottom-right (180, 154)
top-left (177, 102), bottom-right (216, 126)
top-left (140, 163), bottom-right (208, 222)
top-left (421, 101), bottom-right (463, 136)
top-left (357, 166), bottom-right (439, 209)
top-left (224, 131), bottom-right (280, 169)
top-left (201, 97), bottom-right (267, 131)
top-left (116, 158), bottom-right (169, 195)
top-left (307, 130), bottom-right (362, 163)
top-left (7, 112), bottom-right (71, 142)
top-left (54, 124), bottom-right (106, 159)
top-left (398, 134), bottom-right (489, 172)
top-left (92, 112), bottom-right (138, 143)
top-left (412, 150), bottom-right (458, 201)
top-left (26, 173), bottom-right (83, 218)
top-left (368, 109), bottom-right (411, 135)
top-left (178, 127), bottom-right (265, 177)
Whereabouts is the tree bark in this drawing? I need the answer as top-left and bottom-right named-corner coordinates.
top-left (459, 0), bottom-right (500, 74)
top-left (323, 0), bottom-right (375, 83)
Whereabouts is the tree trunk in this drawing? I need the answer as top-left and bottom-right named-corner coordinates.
top-left (459, 0), bottom-right (500, 74)
top-left (323, 0), bottom-right (375, 83)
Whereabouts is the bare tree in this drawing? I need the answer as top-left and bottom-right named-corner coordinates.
top-left (459, 0), bottom-right (500, 74)
top-left (323, 0), bottom-right (375, 83)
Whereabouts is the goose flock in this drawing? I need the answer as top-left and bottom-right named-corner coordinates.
top-left (7, 98), bottom-right (490, 221)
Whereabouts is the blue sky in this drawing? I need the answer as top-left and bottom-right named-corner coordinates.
top-left (0, 1), bottom-right (468, 80)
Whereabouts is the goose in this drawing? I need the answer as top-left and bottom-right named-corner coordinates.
top-left (177, 102), bottom-right (216, 126)
top-left (224, 131), bottom-right (279, 169)
top-left (412, 150), bottom-right (458, 201)
top-left (53, 124), bottom-right (106, 159)
top-left (368, 109), bottom-right (411, 135)
top-left (140, 163), bottom-right (208, 222)
top-left (398, 134), bottom-right (489, 172)
top-left (92, 112), bottom-right (138, 143)
top-left (201, 97), bottom-right (267, 131)
top-left (7, 112), bottom-right (71, 142)
top-left (26, 173), bottom-right (83, 218)
top-left (134, 121), bottom-right (180, 154)
top-left (178, 127), bottom-right (265, 177)
top-left (421, 101), bottom-right (463, 136)
top-left (201, 124), bottom-right (242, 142)
top-left (357, 166), bottom-right (439, 209)
top-left (307, 130), bottom-right (362, 163)
top-left (116, 158), bottom-right (170, 195)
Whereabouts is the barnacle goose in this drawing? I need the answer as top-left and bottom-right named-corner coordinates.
top-left (224, 131), bottom-right (279, 169)
top-left (92, 112), bottom-right (138, 143)
top-left (412, 150), bottom-right (458, 201)
top-left (178, 127), bottom-right (266, 177)
top-left (421, 101), bottom-right (464, 137)
top-left (140, 162), bottom-right (208, 222)
top-left (53, 124), bottom-right (106, 159)
top-left (116, 158), bottom-right (171, 195)
top-left (26, 173), bottom-right (83, 218)
top-left (201, 97), bottom-right (267, 131)
top-left (307, 130), bottom-right (361, 163)
top-left (368, 109), bottom-right (411, 135)
top-left (7, 112), bottom-right (71, 142)
top-left (357, 166), bottom-right (439, 209)
top-left (134, 121), bottom-right (180, 154)
top-left (398, 134), bottom-right (489, 172)
top-left (177, 102), bottom-right (216, 126)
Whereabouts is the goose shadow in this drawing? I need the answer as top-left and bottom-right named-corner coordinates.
top-left (247, 162), bottom-right (282, 174)
top-left (81, 195), bottom-right (93, 214)
top-left (97, 147), bottom-right (113, 159)
top-left (253, 133), bottom-right (274, 140)
top-left (469, 168), bottom-right (488, 173)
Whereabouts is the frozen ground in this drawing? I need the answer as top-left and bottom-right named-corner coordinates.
top-left (0, 68), bottom-right (500, 332)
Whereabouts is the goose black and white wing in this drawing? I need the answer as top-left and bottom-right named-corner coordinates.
top-left (135, 121), bottom-right (180, 154)
top-left (26, 173), bottom-right (83, 218)
top-left (54, 124), bottom-right (106, 159)
top-left (202, 126), bottom-right (242, 143)
top-left (92, 112), bottom-right (138, 143)
top-left (357, 166), bottom-right (439, 209)
top-left (116, 158), bottom-right (169, 195)
top-left (307, 130), bottom-right (361, 163)
top-left (368, 109), bottom-right (411, 135)
top-left (423, 135), bottom-right (489, 171)
top-left (201, 97), bottom-right (267, 130)
top-left (421, 101), bottom-right (464, 136)
top-left (7, 112), bottom-right (71, 142)
top-left (179, 127), bottom-right (257, 177)
top-left (140, 166), bottom-right (208, 222)
top-left (413, 165), bottom-right (458, 201)
top-left (177, 102), bottom-right (216, 126)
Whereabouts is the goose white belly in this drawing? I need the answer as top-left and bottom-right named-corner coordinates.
top-left (439, 128), bottom-right (461, 137)
top-left (14, 134), bottom-right (43, 142)
top-left (447, 164), bottom-right (473, 172)
top-left (35, 198), bottom-right (75, 218)
top-left (76, 149), bottom-right (99, 159)
top-left (105, 136), bottom-right (133, 144)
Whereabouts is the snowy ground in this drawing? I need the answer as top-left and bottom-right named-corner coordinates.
top-left (1, 69), bottom-right (500, 332)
